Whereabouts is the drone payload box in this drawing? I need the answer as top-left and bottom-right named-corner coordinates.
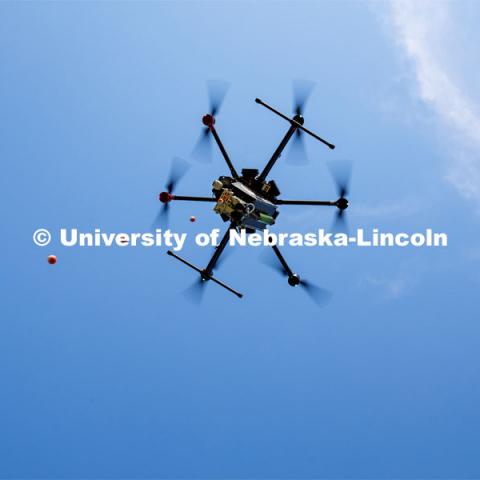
top-left (212, 176), bottom-right (278, 231)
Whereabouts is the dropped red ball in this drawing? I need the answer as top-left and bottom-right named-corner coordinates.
top-left (47, 255), bottom-right (57, 265)
top-left (190, 216), bottom-right (196, 223)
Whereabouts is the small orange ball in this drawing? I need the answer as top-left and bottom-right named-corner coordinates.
top-left (47, 255), bottom-right (57, 265)
top-left (190, 216), bottom-right (196, 223)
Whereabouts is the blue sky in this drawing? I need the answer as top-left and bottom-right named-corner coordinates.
top-left (1, 1), bottom-right (480, 478)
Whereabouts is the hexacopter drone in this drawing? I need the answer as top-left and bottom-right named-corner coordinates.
top-left (156, 82), bottom-right (350, 300)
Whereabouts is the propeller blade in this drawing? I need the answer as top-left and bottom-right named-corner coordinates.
top-left (287, 129), bottom-right (309, 165)
top-left (328, 158), bottom-right (352, 198)
top-left (293, 79), bottom-right (315, 116)
top-left (332, 209), bottom-right (348, 234)
top-left (328, 158), bottom-right (352, 234)
top-left (287, 80), bottom-right (315, 165)
top-left (207, 80), bottom-right (230, 116)
top-left (166, 157), bottom-right (191, 193)
top-left (191, 81), bottom-right (229, 162)
top-left (299, 279), bottom-right (332, 307)
top-left (183, 276), bottom-right (207, 304)
top-left (191, 127), bottom-right (212, 163)
top-left (153, 157), bottom-right (190, 229)
top-left (152, 203), bottom-right (170, 230)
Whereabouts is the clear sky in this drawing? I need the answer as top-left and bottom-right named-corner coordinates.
top-left (1, 1), bottom-right (480, 478)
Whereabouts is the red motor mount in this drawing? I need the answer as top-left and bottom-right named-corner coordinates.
top-left (159, 192), bottom-right (173, 203)
top-left (202, 114), bottom-right (215, 128)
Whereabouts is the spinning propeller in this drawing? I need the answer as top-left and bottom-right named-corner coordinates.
top-left (183, 276), bottom-right (208, 304)
top-left (329, 158), bottom-right (352, 233)
top-left (182, 254), bottom-right (232, 304)
top-left (260, 248), bottom-right (332, 307)
top-left (192, 80), bottom-right (230, 163)
top-left (153, 157), bottom-right (190, 228)
top-left (288, 79), bottom-right (316, 165)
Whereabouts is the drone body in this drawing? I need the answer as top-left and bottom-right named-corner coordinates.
top-left (211, 172), bottom-right (279, 231)
top-left (157, 90), bottom-right (350, 300)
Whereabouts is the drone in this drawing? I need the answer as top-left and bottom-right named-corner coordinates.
top-left (156, 82), bottom-right (351, 301)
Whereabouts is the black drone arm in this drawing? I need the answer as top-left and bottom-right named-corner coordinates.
top-left (275, 199), bottom-right (336, 206)
top-left (271, 244), bottom-right (294, 277)
top-left (256, 98), bottom-right (335, 182)
top-left (170, 195), bottom-right (216, 202)
top-left (204, 224), bottom-right (234, 275)
top-left (209, 126), bottom-right (239, 179)
top-left (258, 124), bottom-right (297, 182)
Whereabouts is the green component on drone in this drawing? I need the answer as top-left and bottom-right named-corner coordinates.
top-left (259, 213), bottom-right (275, 225)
